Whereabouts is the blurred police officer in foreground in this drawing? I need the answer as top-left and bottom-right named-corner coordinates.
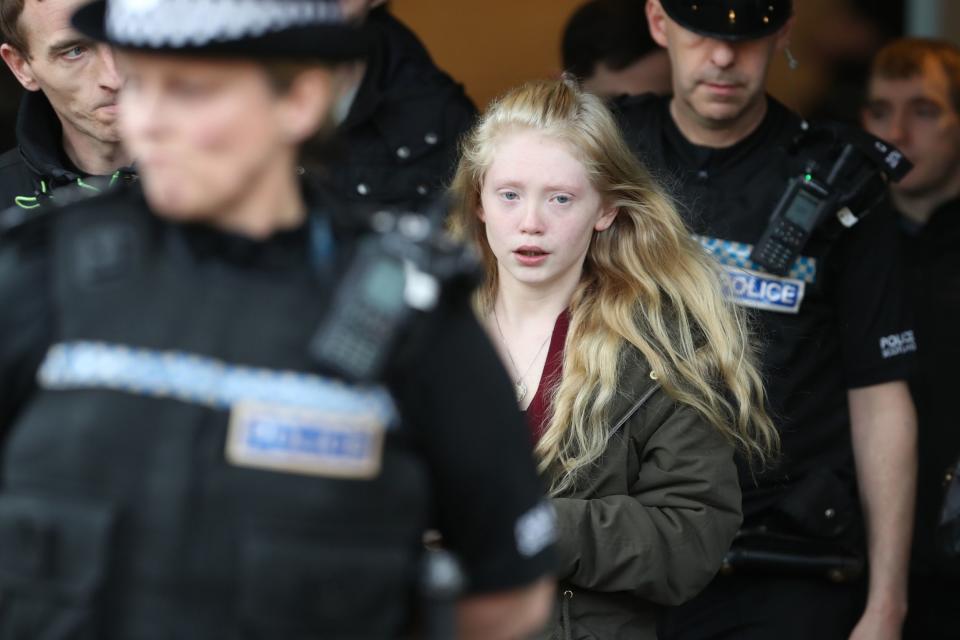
top-left (308, 0), bottom-right (476, 211)
top-left (0, 1), bottom-right (556, 637)
top-left (615, 1), bottom-right (918, 638)
top-left (0, 0), bottom-right (135, 211)
top-left (863, 38), bottom-right (960, 640)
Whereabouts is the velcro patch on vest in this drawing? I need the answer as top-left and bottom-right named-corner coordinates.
top-left (718, 265), bottom-right (806, 314)
top-left (227, 402), bottom-right (386, 480)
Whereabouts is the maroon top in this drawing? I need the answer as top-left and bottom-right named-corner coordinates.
top-left (524, 309), bottom-right (571, 444)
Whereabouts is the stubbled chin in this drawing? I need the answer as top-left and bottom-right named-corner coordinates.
top-left (695, 94), bottom-right (744, 110)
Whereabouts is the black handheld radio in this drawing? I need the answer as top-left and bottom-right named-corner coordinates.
top-left (309, 197), bottom-right (478, 383)
top-left (750, 125), bottom-right (912, 276)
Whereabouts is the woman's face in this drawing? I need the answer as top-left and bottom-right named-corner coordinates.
top-left (479, 129), bottom-right (618, 292)
top-left (118, 53), bottom-right (326, 223)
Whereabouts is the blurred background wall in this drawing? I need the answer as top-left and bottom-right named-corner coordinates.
top-left (391, 0), bottom-right (586, 110)
top-left (909, 0), bottom-right (960, 39)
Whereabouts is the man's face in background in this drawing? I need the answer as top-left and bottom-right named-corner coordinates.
top-left (863, 56), bottom-right (960, 199)
top-left (581, 49), bottom-right (672, 99)
top-left (0, 0), bottom-right (123, 147)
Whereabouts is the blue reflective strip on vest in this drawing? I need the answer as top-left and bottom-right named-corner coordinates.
top-left (693, 234), bottom-right (818, 284)
top-left (37, 341), bottom-right (398, 426)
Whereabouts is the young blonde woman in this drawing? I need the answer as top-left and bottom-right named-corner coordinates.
top-left (449, 78), bottom-right (778, 639)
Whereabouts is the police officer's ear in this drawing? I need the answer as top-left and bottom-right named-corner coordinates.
top-left (0, 43), bottom-right (41, 92)
top-left (273, 67), bottom-right (337, 145)
top-left (645, 0), bottom-right (669, 49)
top-left (773, 16), bottom-right (795, 53)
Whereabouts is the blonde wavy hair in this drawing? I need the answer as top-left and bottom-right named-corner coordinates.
top-left (449, 79), bottom-right (778, 495)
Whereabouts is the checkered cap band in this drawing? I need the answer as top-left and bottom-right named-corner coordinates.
top-left (106, 0), bottom-right (344, 48)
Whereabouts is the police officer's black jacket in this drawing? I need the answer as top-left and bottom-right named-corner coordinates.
top-left (0, 91), bottom-right (135, 212)
top-left (899, 198), bottom-right (960, 577)
top-left (615, 93), bottom-right (916, 539)
top-left (312, 8), bottom-right (476, 211)
top-left (0, 184), bottom-right (554, 638)
top-left (0, 73), bottom-right (21, 152)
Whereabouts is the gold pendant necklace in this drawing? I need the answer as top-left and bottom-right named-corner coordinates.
top-left (493, 306), bottom-right (552, 403)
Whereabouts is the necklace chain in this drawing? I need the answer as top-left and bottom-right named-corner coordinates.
top-left (492, 306), bottom-right (552, 403)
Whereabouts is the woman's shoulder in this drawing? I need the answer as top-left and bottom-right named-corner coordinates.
top-left (614, 347), bottom-right (729, 448)
top-left (610, 347), bottom-right (667, 438)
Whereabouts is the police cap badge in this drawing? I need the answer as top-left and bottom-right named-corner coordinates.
top-left (659, 0), bottom-right (792, 41)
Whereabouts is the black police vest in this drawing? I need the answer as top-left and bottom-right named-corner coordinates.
top-left (0, 197), bottom-right (431, 639)
top-left (617, 95), bottom-right (872, 522)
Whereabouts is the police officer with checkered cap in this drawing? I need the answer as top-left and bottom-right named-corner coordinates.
top-left (0, 2), bottom-right (555, 638)
top-left (614, 1), bottom-right (919, 638)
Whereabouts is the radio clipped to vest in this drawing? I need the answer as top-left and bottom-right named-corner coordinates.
top-left (309, 196), bottom-right (479, 384)
top-left (751, 124), bottom-right (912, 276)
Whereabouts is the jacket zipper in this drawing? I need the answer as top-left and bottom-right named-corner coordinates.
top-left (556, 381), bottom-right (659, 640)
top-left (561, 589), bottom-right (574, 640)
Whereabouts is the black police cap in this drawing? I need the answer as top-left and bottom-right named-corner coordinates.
top-left (72, 0), bottom-right (371, 61)
top-left (660, 0), bottom-right (792, 41)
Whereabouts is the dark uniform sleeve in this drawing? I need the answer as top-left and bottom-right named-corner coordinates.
top-left (831, 200), bottom-right (916, 388)
top-left (388, 301), bottom-right (556, 594)
top-left (0, 229), bottom-right (53, 436)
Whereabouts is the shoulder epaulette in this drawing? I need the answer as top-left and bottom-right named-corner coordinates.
top-left (790, 119), bottom-right (912, 183)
